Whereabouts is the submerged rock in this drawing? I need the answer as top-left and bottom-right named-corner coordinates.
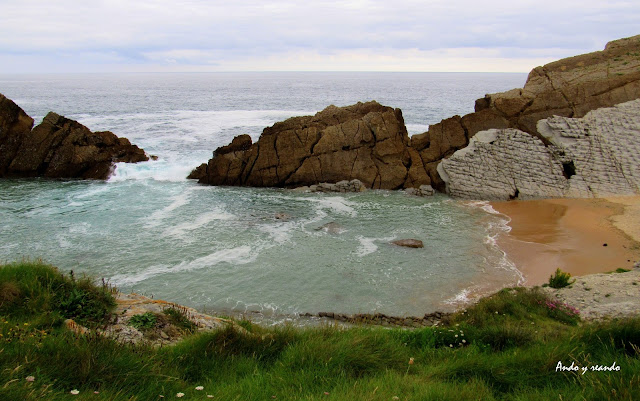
top-left (315, 222), bottom-right (344, 234)
top-left (306, 179), bottom-right (367, 193)
top-left (405, 184), bottom-right (435, 197)
top-left (0, 94), bottom-right (148, 179)
top-left (391, 239), bottom-right (424, 248)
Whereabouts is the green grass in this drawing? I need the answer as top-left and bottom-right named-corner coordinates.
top-left (606, 268), bottom-right (632, 274)
top-left (1, 261), bottom-right (639, 400)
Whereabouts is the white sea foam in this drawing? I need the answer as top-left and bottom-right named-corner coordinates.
top-left (146, 189), bottom-right (193, 226)
top-left (75, 184), bottom-right (111, 199)
top-left (305, 196), bottom-right (358, 217)
top-left (406, 123), bottom-right (430, 135)
top-left (467, 201), bottom-right (525, 285)
top-left (164, 210), bottom-right (235, 239)
top-left (111, 246), bottom-right (254, 286)
top-left (109, 159), bottom-right (201, 182)
top-left (355, 235), bottom-right (396, 257)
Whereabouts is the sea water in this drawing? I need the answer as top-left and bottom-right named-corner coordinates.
top-left (0, 72), bottom-right (526, 321)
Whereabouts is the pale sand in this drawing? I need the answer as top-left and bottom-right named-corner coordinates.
top-left (491, 197), bottom-right (640, 285)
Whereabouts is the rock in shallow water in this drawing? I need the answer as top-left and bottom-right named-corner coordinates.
top-left (391, 239), bottom-right (424, 248)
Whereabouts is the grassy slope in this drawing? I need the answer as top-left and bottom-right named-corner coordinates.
top-left (1, 261), bottom-right (639, 400)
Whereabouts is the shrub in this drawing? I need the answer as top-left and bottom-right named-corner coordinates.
top-left (129, 312), bottom-right (158, 330)
top-left (546, 268), bottom-right (575, 289)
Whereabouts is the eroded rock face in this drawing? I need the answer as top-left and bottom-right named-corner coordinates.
top-left (415, 35), bottom-right (640, 189)
top-left (0, 94), bottom-right (148, 179)
top-left (439, 99), bottom-right (640, 200)
top-left (191, 101), bottom-right (430, 189)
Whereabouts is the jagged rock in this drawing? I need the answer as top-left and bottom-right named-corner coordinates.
top-left (190, 101), bottom-right (428, 190)
top-left (439, 99), bottom-right (640, 200)
top-left (306, 179), bottom-right (367, 193)
top-left (274, 212), bottom-right (291, 220)
top-left (391, 239), bottom-right (424, 248)
top-left (0, 94), bottom-right (148, 179)
top-left (315, 222), bottom-right (344, 234)
top-left (416, 35), bottom-right (640, 189)
top-left (405, 184), bottom-right (434, 197)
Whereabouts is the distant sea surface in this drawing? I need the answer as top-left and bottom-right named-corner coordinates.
top-left (0, 72), bottom-right (527, 321)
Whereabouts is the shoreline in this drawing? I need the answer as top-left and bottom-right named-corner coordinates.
top-left (491, 196), bottom-right (640, 285)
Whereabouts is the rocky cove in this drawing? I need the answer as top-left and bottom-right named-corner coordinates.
top-left (1, 35), bottom-right (640, 328)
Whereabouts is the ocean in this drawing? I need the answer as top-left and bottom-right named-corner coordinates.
top-left (0, 72), bottom-right (527, 322)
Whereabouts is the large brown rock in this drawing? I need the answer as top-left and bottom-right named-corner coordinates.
top-left (192, 101), bottom-right (429, 189)
top-left (0, 94), bottom-right (148, 179)
top-left (411, 35), bottom-right (640, 189)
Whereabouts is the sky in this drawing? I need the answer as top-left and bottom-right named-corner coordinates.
top-left (1, 0), bottom-right (638, 73)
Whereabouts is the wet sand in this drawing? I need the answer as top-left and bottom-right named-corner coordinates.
top-left (491, 197), bottom-right (640, 285)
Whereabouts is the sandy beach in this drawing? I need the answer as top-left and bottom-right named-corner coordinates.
top-left (491, 196), bottom-right (640, 285)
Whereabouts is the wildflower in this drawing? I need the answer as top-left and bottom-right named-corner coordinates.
top-left (25, 376), bottom-right (35, 382)
top-left (462, 339), bottom-right (466, 343)
top-left (393, 397), bottom-right (400, 400)
top-left (449, 344), bottom-right (453, 347)
top-left (207, 396), bottom-right (215, 399)
top-left (70, 389), bottom-right (79, 395)
top-left (324, 392), bottom-right (330, 395)
top-left (195, 386), bottom-right (204, 391)
top-left (455, 334), bottom-right (458, 338)
top-left (94, 391), bottom-right (100, 394)
top-left (495, 311), bottom-right (498, 314)
top-left (408, 357), bottom-right (414, 365)
top-left (176, 393), bottom-right (185, 398)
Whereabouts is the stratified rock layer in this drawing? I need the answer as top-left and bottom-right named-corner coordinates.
top-left (0, 93), bottom-right (148, 179)
top-left (439, 99), bottom-right (640, 200)
top-left (414, 34), bottom-right (640, 189)
top-left (192, 101), bottom-right (429, 189)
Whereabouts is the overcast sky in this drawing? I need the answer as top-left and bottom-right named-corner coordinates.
top-left (1, 0), bottom-right (638, 73)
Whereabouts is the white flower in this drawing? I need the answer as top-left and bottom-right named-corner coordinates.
top-left (462, 339), bottom-right (466, 343)
top-left (25, 376), bottom-right (35, 382)
top-left (177, 393), bottom-right (185, 398)
top-left (207, 396), bottom-right (215, 399)
top-left (196, 386), bottom-right (204, 391)
top-left (70, 389), bottom-right (79, 395)
top-left (449, 344), bottom-right (453, 347)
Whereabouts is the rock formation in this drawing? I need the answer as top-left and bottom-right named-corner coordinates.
top-left (0, 93), bottom-right (148, 180)
top-left (412, 34), bottom-right (640, 190)
top-left (190, 101), bottom-right (430, 189)
top-left (438, 99), bottom-right (640, 199)
top-left (191, 35), bottom-right (640, 193)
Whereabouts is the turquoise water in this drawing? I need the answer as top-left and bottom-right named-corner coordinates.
top-left (0, 72), bottom-right (527, 320)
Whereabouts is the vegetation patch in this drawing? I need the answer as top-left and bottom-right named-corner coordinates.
top-left (1, 261), bottom-right (639, 400)
top-left (544, 268), bottom-right (575, 289)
